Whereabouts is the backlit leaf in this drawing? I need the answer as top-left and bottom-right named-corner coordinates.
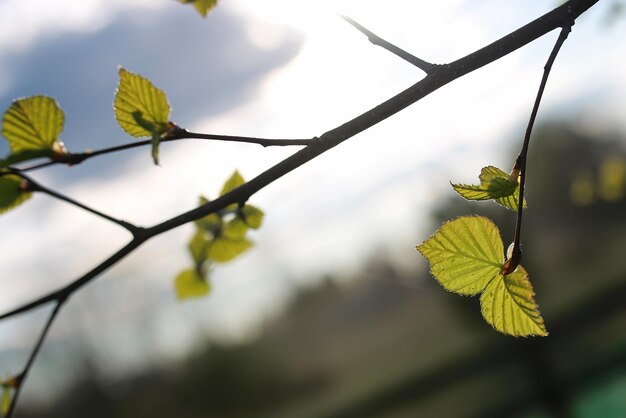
top-left (188, 230), bottom-right (210, 265)
top-left (452, 166), bottom-right (525, 211)
top-left (179, 0), bottom-right (219, 17)
top-left (480, 266), bottom-right (548, 336)
top-left (1, 96), bottom-right (68, 166)
top-left (1, 385), bottom-right (10, 417)
top-left (416, 216), bottom-right (503, 296)
top-left (0, 174), bottom-right (32, 214)
top-left (174, 269), bottom-right (210, 300)
top-left (114, 68), bottom-right (170, 164)
top-left (241, 204), bottom-right (264, 229)
top-left (209, 236), bottom-right (252, 263)
top-left (220, 170), bottom-right (245, 196)
top-left (417, 215), bottom-right (547, 337)
top-left (2, 96), bottom-right (64, 153)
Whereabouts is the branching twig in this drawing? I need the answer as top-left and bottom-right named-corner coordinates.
top-left (0, 0), bottom-right (600, 415)
top-left (11, 171), bottom-right (140, 235)
top-left (502, 25), bottom-right (572, 275)
top-left (341, 16), bottom-right (439, 74)
top-left (17, 129), bottom-right (312, 172)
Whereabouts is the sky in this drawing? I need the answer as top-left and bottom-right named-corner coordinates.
top-left (0, 0), bottom-right (625, 401)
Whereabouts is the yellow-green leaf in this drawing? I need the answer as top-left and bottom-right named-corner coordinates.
top-left (1, 385), bottom-right (10, 417)
top-left (241, 204), bottom-right (264, 229)
top-left (179, 0), bottom-right (219, 17)
top-left (2, 96), bottom-right (67, 167)
top-left (114, 68), bottom-right (170, 138)
top-left (452, 166), bottom-right (525, 211)
top-left (417, 215), bottom-right (547, 337)
top-left (209, 236), bottom-right (252, 263)
top-left (174, 269), bottom-right (210, 300)
top-left (220, 170), bottom-right (245, 196)
top-left (416, 216), bottom-right (503, 296)
top-left (480, 266), bottom-right (548, 336)
top-left (188, 230), bottom-right (210, 265)
top-left (196, 211), bottom-right (221, 234)
top-left (0, 175), bottom-right (32, 214)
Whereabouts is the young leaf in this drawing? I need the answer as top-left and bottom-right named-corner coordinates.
top-left (1, 385), bottom-right (10, 417)
top-left (480, 266), bottom-right (547, 336)
top-left (241, 204), bottom-right (264, 229)
top-left (114, 68), bottom-right (170, 164)
top-left (451, 166), bottom-right (525, 211)
top-left (208, 236), bottom-right (252, 263)
top-left (179, 0), bottom-right (219, 17)
top-left (174, 269), bottom-right (210, 300)
top-left (0, 174), bottom-right (32, 214)
top-left (220, 170), bottom-right (245, 196)
top-left (188, 230), bottom-right (210, 266)
top-left (417, 216), bottom-right (547, 337)
top-left (416, 216), bottom-right (503, 296)
top-left (1, 96), bottom-right (68, 166)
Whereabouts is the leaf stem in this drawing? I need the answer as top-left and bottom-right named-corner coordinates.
top-left (505, 25), bottom-right (572, 274)
top-left (342, 16), bottom-right (439, 74)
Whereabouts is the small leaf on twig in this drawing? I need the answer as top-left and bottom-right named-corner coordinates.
top-left (114, 68), bottom-right (171, 164)
top-left (0, 174), bottom-right (32, 215)
top-left (452, 166), bottom-right (525, 210)
top-left (1, 96), bottom-right (68, 167)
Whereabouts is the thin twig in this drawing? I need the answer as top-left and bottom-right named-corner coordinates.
top-left (342, 16), bottom-right (438, 74)
top-left (6, 299), bottom-right (65, 418)
top-left (502, 25), bottom-right (572, 275)
top-left (18, 130), bottom-right (312, 172)
top-left (12, 171), bottom-right (140, 235)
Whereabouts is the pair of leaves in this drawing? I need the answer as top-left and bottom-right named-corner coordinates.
top-left (179, 0), bottom-right (219, 17)
top-left (175, 171), bottom-right (264, 300)
top-left (416, 216), bottom-right (547, 337)
top-left (452, 166), bottom-right (525, 210)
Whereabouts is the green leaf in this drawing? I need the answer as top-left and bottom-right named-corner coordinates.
top-left (224, 217), bottom-right (249, 239)
top-left (1, 96), bottom-right (68, 166)
top-left (188, 230), bottom-right (210, 265)
top-left (174, 269), bottom-right (210, 300)
top-left (480, 266), bottom-right (547, 336)
top-left (220, 170), bottom-right (245, 196)
top-left (2, 96), bottom-right (64, 153)
top-left (196, 211), bottom-right (222, 234)
top-left (416, 216), bottom-right (504, 296)
top-left (1, 385), bottom-right (10, 417)
top-left (417, 216), bottom-right (547, 337)
top-left (452, 166), bottom-right (525, 211)
top-left (241, 204), bottom-right (264, 229)
top-left (179, 0), bottom-right (219, 17)
top-left (0, 175), bottom-right (32, 214)
top-left (209, 235), bottom-right (252, 263)
top-left (114, 68), bottom-right (170, 164)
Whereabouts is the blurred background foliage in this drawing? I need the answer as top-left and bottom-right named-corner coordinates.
top-left (17, 120), bottom-right (626, 417)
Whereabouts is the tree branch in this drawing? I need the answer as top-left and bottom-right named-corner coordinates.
top-left (341, 16), bottom-right (438, 74)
